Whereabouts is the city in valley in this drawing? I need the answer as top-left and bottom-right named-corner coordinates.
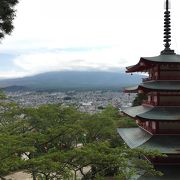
top-left (4, 90), bottom-right (136, 113)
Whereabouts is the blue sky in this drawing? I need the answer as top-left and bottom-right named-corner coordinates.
top-left (0, 0), bottom-right (180, 78)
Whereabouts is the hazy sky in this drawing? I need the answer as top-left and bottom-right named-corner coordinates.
top-left (0, 0), bottom-right (180, 78)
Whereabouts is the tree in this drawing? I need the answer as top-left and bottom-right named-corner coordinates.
top-left (0, 95), bottom-right (35, 178)
top-left (0, 104), bottom-right (163, 179)
top-left (18, 105), bottom-right (86, 179)
top-left (132, 93), bottom-right (147, 106)
top-left (0, 0), bottom-right (19, 39)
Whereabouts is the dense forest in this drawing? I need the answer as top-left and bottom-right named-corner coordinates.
top-left (0, 93), bottom-right (163, 180)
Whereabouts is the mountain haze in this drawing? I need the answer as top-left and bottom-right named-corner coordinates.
top-left (0, 71), bottom-right (144, 91)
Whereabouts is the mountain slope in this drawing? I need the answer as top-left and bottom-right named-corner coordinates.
top-left (0, 71), bottom-right (144, 91)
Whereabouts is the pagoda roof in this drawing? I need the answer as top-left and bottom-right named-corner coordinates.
top-left (117, 127), bottom-right (152, 148)
top-left (126, 54), bottom-right (180, 73)
top-left (123, 105), bottom-right (180, 121)
top-left (125, 80), bottom-right (180, 93)
top-left (123, 105), bottom-right (153, 118)
top-left (141, 54), bottom-right (180, 63)
top-left (117, 128), bottom-right (180, 154)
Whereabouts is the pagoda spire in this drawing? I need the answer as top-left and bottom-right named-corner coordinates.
top-left (161, 0), bottom-right (175, 55)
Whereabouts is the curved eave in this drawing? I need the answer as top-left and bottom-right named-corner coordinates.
top-left (137, 106), bottom-right (180, 121)
top-left (123, 105), bottom-right (180, 121)
top-left (140, 134), bottom-right (180, 154)
top-left (123, 105), bottom-right (153, 118)
top-left (118, 128), bottom-right (180, 154)
top-left (126, 54), bottom-right (180, 73)
top-left (126, 63), bottom-right (148, 73)
top-left (117, 128), bottom-right (152, 148)
top-left (141, 54), bottom-right (180, 63)
top-left (141, 81), bottom-right (180, 92)
top-left (125, 81), bottom-right (180, 93)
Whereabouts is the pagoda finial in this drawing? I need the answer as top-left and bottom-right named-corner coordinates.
top-left (161, 0), bottom-right (175, 55)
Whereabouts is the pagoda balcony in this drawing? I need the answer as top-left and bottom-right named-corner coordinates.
top-left (159, 102), bottom-right (180, 106)
top-left (157, 129), bottom-right (180, 135)
top-left (142, 100), bottom-right (156, 106)
top-left (142, 76), bottom-right (180, 82)
top-left (159, 76), bottom-right (180, 80)
top-left (143, 100), bottom-right (180, 106)
top-left (151, 157), bottom-right (180, 165)
top-left (138, 125), bottom-right (180, 135)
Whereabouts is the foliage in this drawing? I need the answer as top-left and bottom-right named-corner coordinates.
top-left (0, 91), bottom-right (7, 99)
top-left (0, 102), bottom-right (162, 179)
top-left (79, 106), bottom-right (120, 144)
top-left (0, 0), bottom-right (19, 39)
top-left (132, 93), bottom-right (148, 106)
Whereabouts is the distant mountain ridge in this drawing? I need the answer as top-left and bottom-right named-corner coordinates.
top-left (0, 71), bottom-right (144, 91)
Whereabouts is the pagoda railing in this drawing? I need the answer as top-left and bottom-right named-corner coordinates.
top-left (159, 102), bottom-right (180, 106)
top-left (157, 129), bottom-right (180, 134)
top-left (159, 76), bottom-right (180, 80)
top-left (142, 76), bottom-right (180, 82)
top-left (152, 157), bottom-right (180, 165)
top-left (143, 100), bottom-right (156, 106)
top-left (143, 100), bottom-right (180, 106)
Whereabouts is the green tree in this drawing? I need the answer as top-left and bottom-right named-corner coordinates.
top-left (18, 105), bottom-right (86, 179)
top-left (0, 0), bottom-right (19, 39)
top-left (133, 93), bottom-right (147, 106)
top-left (0, 104), bottom-right (163, 179)
top-left (79, 106), bottom-right (120, 144)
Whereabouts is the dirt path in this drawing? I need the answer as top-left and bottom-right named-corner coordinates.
top-left (4, 172), bottom-right (32, 180)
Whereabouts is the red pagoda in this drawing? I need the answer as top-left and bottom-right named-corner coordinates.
top-left (118, 0), bottom-right (180, 179)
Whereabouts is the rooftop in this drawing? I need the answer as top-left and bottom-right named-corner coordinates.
top-left (123, 105), bottom-right (180, 121)
top-left (126, 54), bottom-right (180, 73)
top-left (117, 128), bottom-right (180, 154)
top-left (125, 81), bottom-right (180, 93)
top-left (141, 54), bottom-right (180, 63)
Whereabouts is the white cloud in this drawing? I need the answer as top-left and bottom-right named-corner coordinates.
top-left (0, 0), bottom-right (180, 78)
top-left (0, 0), bottom-right (165, 50)
top-left (12, 47), bottom-right (128, 77)
top-left (0, 70), bottom-right (27, 79)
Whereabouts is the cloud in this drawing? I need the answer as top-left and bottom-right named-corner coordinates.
top-left (1, 0), bottom-right (166, 52)
top-left (10, 47), bottom-right (128, 78)
top-left (1, 0), bottom-right (180, 79)
top-left (0, 70), bottom-right (27, 79)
